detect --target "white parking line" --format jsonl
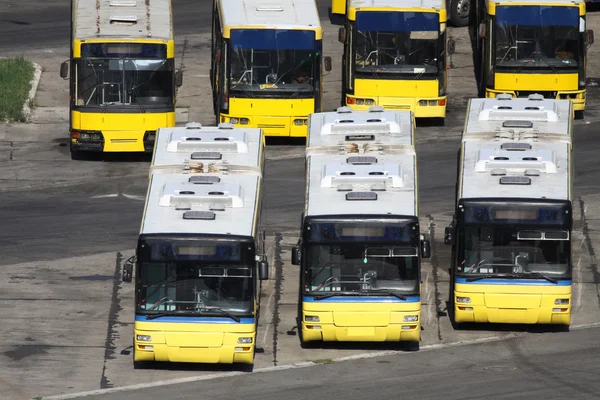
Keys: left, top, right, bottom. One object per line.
{"left": 42, "top": 321, "right": 600, "bottom": 400}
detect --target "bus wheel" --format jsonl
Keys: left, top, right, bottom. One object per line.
{"left": 574, "top": 110, "right": 584, "bottom": 120}
{"left": 70, "top": 147, "right": 86, "bottom": 161}
{"left": 449, "top": 0, "right": 470, "bottom": 27}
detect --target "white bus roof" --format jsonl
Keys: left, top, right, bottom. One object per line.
{"left": 487, "top": 0, "right": 584, "bottom": 6}
{"left": 73, "top": 0, "right": 173, "bottom": 41}
{"left": 348, "top": 0, "right": 445, "bottom": 11}
{"left": 218, "top": 0, "right": 321, "bottom": 31}
{"left": 305, "top": 149, "right": 417, "bottom": 218}
{"left": 150, "top": 122, "right": 264, "bottom": 175}
{"left": 464, "top": 94, "right": 573, "bottom": 139}
{"left": 460, "top": 95, "right": 572, "bottom": 201}
{"left": 306, "top": 106, "right": 415, "bottom": 156}
{"left": 140, "top": 172, "right": 261, "bottom": 237}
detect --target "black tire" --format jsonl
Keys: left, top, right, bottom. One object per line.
{"left": 449, "top": 0, "right": 470, "bottom": 27}
{"left": 70, "top": 147, "right": 86, "bottom": 161}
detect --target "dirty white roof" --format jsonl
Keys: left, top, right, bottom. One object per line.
{"left": 488, "top": 0, "right": 584, "bottom": 5}
{"left": 460, "top": 95, "right": 572, "bottom": 201}
{"left": 74, "top": 0, "right": 173, "bottom": 41}
{"left": 219, "top": 0, "right": 322, "bottom": 30}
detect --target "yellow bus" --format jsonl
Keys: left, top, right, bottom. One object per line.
{"left": 338, "top": 0, "right": 455, "bottom": 125}
{"left": 445, "top": 95, "right": 574, "bottom": 327}
{"left": 292, "top": 106, "right": 431, "bottom": 348}
{"left": 122, "top": 122, "right": 269, "bottom": 367}
{"left": 210, "top": 0, "right": 332, "bottom": 138}
{"left": 473, "top": 0, "right": 594, "bottom": 119}
{"left": 60, "top": 0, "right": 182, "bottom": 160}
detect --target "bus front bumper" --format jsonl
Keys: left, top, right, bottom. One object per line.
{"left": 220, "top": 114, "right": 308, "bottom": 138}
{"left": 71, "top": 130, "right": 156, "bottom": 153}
{"left": 345, "top": 95, "right": 447, "bottom": 118}
{"left": 486, "top": 88, "right": 586, "bottom": 111}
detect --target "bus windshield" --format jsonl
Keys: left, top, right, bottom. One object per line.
{"left": 229, "top": 29, "right": 317, "bottom": 97}
{"left": 354, "top": 11, "right": 442, "bottom": 77}
{"left": 494, "top": 6, "right": 580, "bottom": 71}
{"left": 304, "top": 220, "right": 420, "bottom": 296}
{"left": 457, "top": 226, "right": 571, "bottom": 279}
{"left": 76, "top": 43, "right": 174, "bottom": 109}
{"left": 136, "top": 239, "right": 255, "bottom": 318}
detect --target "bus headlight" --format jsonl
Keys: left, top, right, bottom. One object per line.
{"left": 239, "top": 118, "right": 249, "bottom": 125}
{"left": 230, "top": 117, "right": 239, "bottom": 124}
{"left": 456, "top": 297, "right": 471, "bottom": 303}
{"left": 136, "top": 335, "right": 152, "bottom": 342}
{"left": 555, "top": 299, "right": 569, "bottom": 305}
{"left": 294, "top": 119, "right": 308, "bottom": 126}
{"left": 305, "top": 316, "right": 320, "bottom": 322}
{"left": 403, "top": 315, "right": 418, "bottom": 322}
{"left": 238, "top": 337, "right": 253, "bottom": 344}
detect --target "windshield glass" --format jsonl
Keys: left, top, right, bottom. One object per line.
{"left": 354, "top": 11, "right": 441, "bottom": 77}
{"left": 457, "top": 226, "right": 571, "bottom": 278}
{"left": 137, "top": 263, "right": 253, "bottom": 316}
{"left": 76, "top": 43, "right": 174, "bottom": 109}
{"left": 229, "top": 29, "right": 317, "bottom": 97}
{"left": 494, "top": 6, "right": 580, "bottom": 70}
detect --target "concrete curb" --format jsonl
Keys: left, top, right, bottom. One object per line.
{"left": 22, "top": 62, "right": 43, "bottom": 122}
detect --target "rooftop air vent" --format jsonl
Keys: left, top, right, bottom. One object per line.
{"left": 186, "top": 137, "right": 201, "bottom": 141}
{"left": 499, "top": 176, "right": 531, "bottom": 185}
{"left": 340, "top": 171, "right": 356, "bottom": 176}
{"left": 339, "top": 119, "right": 354, "bottom": 123}
{"left": 524, "top": 169, "right": 541, "bottom": 177}
{"left": 217, "top": 122, "right": 234, "bottom": 129}
{"left": 496, "top": 94, "right": 513, "bottom": 100}
{"left": 528, "top": 93, "right": 545, "bottom": 101}
{"left": 503, "top": 120, "right": 533, "bottom": 129}
{"left": 214, "top": 137, "right": 230, "bottom": 141}
{"left": 256, "top": 5, "right": 284, "bottom": 11}
{"left": 525, "top": 107, "right": 540, "bottom": 110}
{"left": 368, "top": 106, "right": 385, "bottom": 112}
{"left": 191, "top": 151, "right": 222, "bottom": 160}
{"left": 186, "top": 122, "right": 202, "bottom": 129}
{"left": 345, "top": 134, "right": 375, "bottom": 141}
{"left": 189, "top": 176, "right": 220, "bottom": 184}
{"left": 497, "top": 106, "right": 512, "bottom": 110}
{"left": 347, "top": 156, "right": 377, "bottom": 165}
{"left": 346, "top": 191, "right": 378, "bottom": 201}
{"left": 366, "top": 119, "right": 382, "bottom": 123}
{"left": 501, "top": 142, "right": 532, "bottom": 151}
{"left": 109, "top": 15, "right": 137, "bottom": 24}
{"left": 209, "top": 204, "right": 226, "bottom": 212}
{"left": 109, "top": 0, "right": 137, "bottom": 6}
{"left": 183, "top": 211, "right": 216, "bottom": 220}
{"left": 370, "top": 183, "right": 386, "bottom": 191}
{"left": 490, "top": 168, "right": 507, "bottom": 176}
{"left": 494, "top": 156, "right": 509, "bottom": 161}
{"left": 337, "top": 184, "right": 353, "bottom": 192}
{"left": 337, "top": 106, "right": 353, "bottom": 113}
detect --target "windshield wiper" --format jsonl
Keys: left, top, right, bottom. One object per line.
{"left": 199, "top": 306, "right": 241, "bottom": 322}
{"left": 145, "top": 310, "right": 198, "bottom": 320}
{"left": 363, "top": 289, "right": 408, "bottom": 301}
{"left": 515, "top": 272, "right": 558, "bottom": 284}
{"left": 465, "top": 273, "right": 513, "bottom": 282}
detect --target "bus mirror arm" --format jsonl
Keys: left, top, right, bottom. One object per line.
{"left": 324, "top": 56, "right": 332, "bottom": 72}
{"left": 175, "top": 70, "right": 183, "bottom": 88}
{"left": 478, "top": 22, "right": 487, "bottom": 39}
{"left": 60, "top": 60, "right": 69, "bottom": 80}
{"left": 587, "top": 30, "right": 595, "bottom": 46}
{"left": 258, "top": 258, "right": 269, "bottom": 280}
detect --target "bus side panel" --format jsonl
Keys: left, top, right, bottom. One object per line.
{"left": 453, "top": 281, "right": 572, "bottom": 325}
{"left": 301, "top": 297, "right": 421, "bottom": 342}
{"left": 220, "top": 98, "right": 315, "bottom": 138}
{"left": 134, "top": 318, "right": 257, "bottom": 364}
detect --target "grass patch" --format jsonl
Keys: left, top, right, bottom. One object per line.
{"left": 0, "top": 55, "right": 35, "bottom": 122}
{"left": 312, "top": 358, "right": 335, "bottom": 364}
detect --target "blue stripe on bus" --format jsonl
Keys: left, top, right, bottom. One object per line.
{"left": 135, "top": 315, "right": 255, "bottom": 324}
{"left": 455, "top": 278, "right": 572, "bottom": 286}
{"left": 302, "top": 295, "right": 420, "bottom": 303}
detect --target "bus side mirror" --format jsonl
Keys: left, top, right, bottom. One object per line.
{"left": 338, "top": 26, "right": 347, "bottom": 43}
{"left": 291, "top": 246, "right": 301, "bottom": 265}
{"left": 444, "top": 226, "right": 455, "bottom": 246}
{"left": 448, "top": 38, "right": 456, "bottom": 56}
{"left": 421, "top": 239, "right": 431, "bottom": 259}
{"left": 324, "top": 56, "right": 332, "bottom": 72}
{"left": 258, "top": 259, "right": 269, "bottom": 280}
{"left": 587, "top": 30, "right": 595, "bottom": 46}
{"left": 175, "top": 70, "right": 183, "bottom": 88}
{"left": 122, "top": 262, "right": 133, "bottom": 283}
{"left": 60, "top": 61, "right": 69, "bottom": 79}
{"left": 478, "top": 22, "right": 486, "bottom": 39}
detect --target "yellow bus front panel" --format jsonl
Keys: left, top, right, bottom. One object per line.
{"left": 71, "top": 110, "right": 175, "bottom": 152}
{"left": 346, "top": 79, "right": 446, "bottom": 118}
{"left": 301, "top": 296, "right": 421, "bottom": 343}
{"left": 134, "top": 317, "right": 257, "bottom": 364}
{"left": 454, "top": 280, "right": 572, "bottom": 326}
{"left": 332, "top": 0, "right": 347, "bottom": 15}
{"left": 220, "top": 98, "right": 315, "bottom": 138}
{"left": 487, "top": 72, "right": 584, "bottom": 111}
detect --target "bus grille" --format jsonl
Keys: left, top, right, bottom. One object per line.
{"left": 257, "top": 124, "right": 286, "bottom": 129}
{"left": 382, "top": 105, "right": 411, "bottom": 110}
